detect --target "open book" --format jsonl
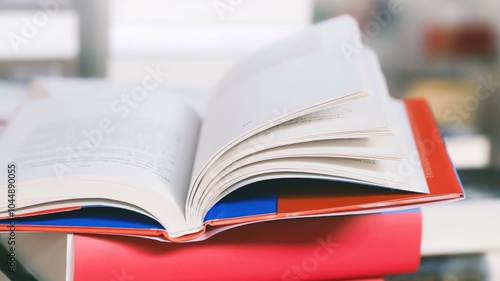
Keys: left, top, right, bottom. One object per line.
{"left": 0, "top": 15, "right": 464, "bottom": 242}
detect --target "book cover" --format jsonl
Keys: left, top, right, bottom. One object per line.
{"left": 73, "top": 211, "right": 421, "bottom": 281}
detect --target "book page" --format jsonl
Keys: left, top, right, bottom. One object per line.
{"left": 188, "top": 48, "right": 430, "bottom": 221}
{"left": 0, "top": 93, "right": 201, "bottom": 214}
{"left": 195, "top": 96, "right": 394, "bottom": 201}
{"left": 197, "top": 157, "right": 423, "bottom": 216}
{"left": 204, "top": 137, "right": 403, "bottom": 191}
{"left": 190, "top": 16, "right": 370, "bottom": 187}
{"left": 222, "top": 95, "right": 390, "bottom": 163}
{"left": 362, "top": 48, "right": 429, "bottom": 194}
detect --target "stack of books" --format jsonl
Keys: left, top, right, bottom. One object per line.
{"left": 0, "top": 15, "right": 463, "bottom": 280}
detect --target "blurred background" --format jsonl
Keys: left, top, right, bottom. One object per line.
{"left": 0, "top": 0, "right": 499, "bottom": 279}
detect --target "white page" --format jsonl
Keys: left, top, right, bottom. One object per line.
{"left": 190, "top": 16, "right": 368, "bottom": 187}
{"left": 203, "top": 137, "right": 404, "bottom": 190}
{"left": 0, "top": 93, "right": 201, "bottom": 214}
{"left": 194, "top": 96, "right": 393, "bottom": 202}
{"left": 191, "top": 47, "right": 430, "bottom": 219}
{"left": 198, "top": 157, "right": 421, "bottom": 215}
{"left": 362, "top": 48, "right": 429, "bottom": 194}
{"left": 217, "top": 95, "right": 389, "bottom": 163}
{"left": 196, "top": 137, "right": 403, "bottom": 208}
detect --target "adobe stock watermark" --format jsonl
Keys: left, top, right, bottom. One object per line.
{"left": 383, "top": 149, "right": 424, "bottom": 187}
{"left": 282, "top": 234, "right": 340, "bottom": 281}
{"left": 443, "top": 74, "right": 499, "bottom": 129}
{"left": 51, "top": 65, "right": 169, "bottom": 179}
{"left": 382, "top": 114, "right": 443, "bottom": 186}
{"left": 7, "top": 0, "right": 69, "bottom": 53}
{"left": 213, "top": 0, "right": 244, "bottom": 20}
{"left": 383, "top": 74, "right": 499, "bottom": 186}
{"left": 340, "top": 0, "right": 411, "bottom": 62}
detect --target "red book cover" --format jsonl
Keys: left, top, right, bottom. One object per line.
{"left": 74, "top": 211, "right": 421, "bottom": 281}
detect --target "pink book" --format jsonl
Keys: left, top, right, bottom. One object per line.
{"left": 74, "top": 211, "right": 421, "bottom": 281}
